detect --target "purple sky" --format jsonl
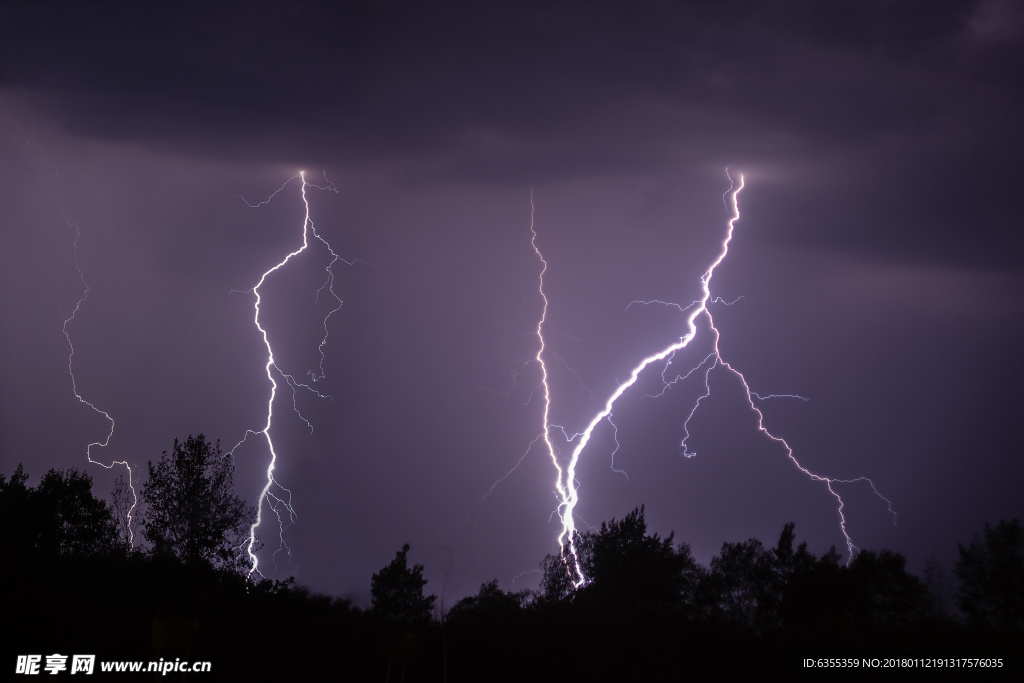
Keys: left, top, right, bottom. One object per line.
{"left": 1, "top": 0, "right": 1022, "bottom": 605}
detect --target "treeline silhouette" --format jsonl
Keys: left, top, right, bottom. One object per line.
{"left": 2, "top": 445, "right": 1021, "bottom": 680}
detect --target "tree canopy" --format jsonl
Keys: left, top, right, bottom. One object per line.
{"left": 956, "top": 518, "right": 1024, "bottom": 629}
{"left": 141, "top": 434, "right": 253, "bottom": 570}
{"left": 371, "top": 543, "right": 436, "bottom": 628}
{"left": 541, "top": 505, "right": 702, "bottom": 614}
{"left": 3, "top": 461, "right": 1020, "bottom": 680}
{"left": 0, "top": 464, "right": 119, "bottom": 557}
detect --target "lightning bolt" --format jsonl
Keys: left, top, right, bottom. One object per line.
{"left": 529, "top": 172, "right": 894, "bottom": 588}
{"left": 230, "top": 170, "right": 347, "bottom": 578}
{"left": 60, "top": 186, "right": 137, "bottom": 547}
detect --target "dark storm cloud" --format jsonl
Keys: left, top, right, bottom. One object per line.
{"left": 4, "top": 1, "right": 1019, "bottom": 265}
{"left": 0, "top": 1, "right": 1005, "bottom": 148}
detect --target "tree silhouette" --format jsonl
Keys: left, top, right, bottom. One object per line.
{"left": 703, "top": 537, "right": 778, "bottom": 629}
{"left": 843, "top": 548, "right": 925, "bottom": 625}
{"left": 34, "top": 467, "right": 119, "bottom": 556}
{"left": 141, "top": 434, "right": 253, "bottom": 570}
{"left": 772, "top": 522, "right": 816, "bottom": 581}
{"left": 540, "top": 506, "right": 701, "bottom": 614}
{"left": 447, "top": 579, "right": 528, "bottom": 625}
{"left": 922, "top": 555, "right": 954, "bottom": 617}
{"left": 772, "top": 523, "right": 831, "bottom": 626}
{"left": 0, "top": 463, "right": 34, "bottom": 552}
{"left": 956, "top": 518, "right": 1024, "bottom": 629}
{"left": 0, "top": 464, "right": 118, "bottom": 557}
{"left": 584, "top": 505, "right": 701, "bottom": 612}
{"left": 371, "top": 543, "right": 436, "bottom": 628}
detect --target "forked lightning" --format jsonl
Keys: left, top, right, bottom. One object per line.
{"left": 526, "top": 172, "right": 894, "bottom": 588}
{"left": 230, "top": 171, "right": 345, "bottom": 578}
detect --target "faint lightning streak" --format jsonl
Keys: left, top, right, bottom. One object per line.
{"left": 626, "top": 295, "right": 744, "bottom": 314}
{"left": 484, "top": 434, "right": 546, "bottom": 502}
{"left": 750, "top": 392, "right": 810, "bottom": 402}
{"left": 60, "top": 191, "right": 137, "bottom": 547}
{"left": 677, "top": 353, "right": 718, "bottom": 459}
{"left": 607, "top": 416, "right": 628, "bottom": 481}
{"left": 712, "top": 349, "right": 896, "bottom": 560}
{"left": 308, "top": 217, "right": 344, "bottom": 383}
{"left": 512, "top": 569, "right": 542, "bottom": 586}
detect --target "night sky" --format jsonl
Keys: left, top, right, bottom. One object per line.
{"left": 1, "top": 0, "right": 1022, "bottom": 606}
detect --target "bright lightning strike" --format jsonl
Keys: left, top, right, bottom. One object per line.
{"left": 529, "top": 172, "right": 894, "bottom": 588}
{"left": 525, "top": 188, "right": 584, "bottom": 577}
{"left": 60, "top": 190, "right": 137, "bottom": 547}
{"left": 230, "top": 170, "right": 347, "bottom": 578}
